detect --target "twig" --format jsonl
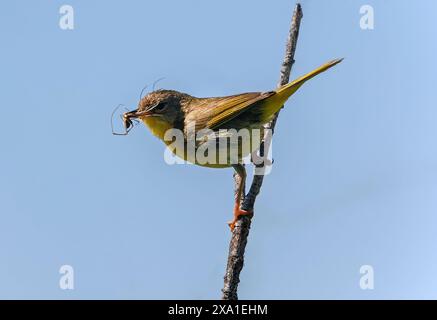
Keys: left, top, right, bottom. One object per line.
{"left": 221, "top": 3, "right": 303, "bottom": 300}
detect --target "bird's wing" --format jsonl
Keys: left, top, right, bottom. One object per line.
{"left": 187, "top": 91, "right": 275, "bottom": 131}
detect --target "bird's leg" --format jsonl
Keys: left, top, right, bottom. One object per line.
{"left": 228, "top": 164, "right": 253, "bottom": 231}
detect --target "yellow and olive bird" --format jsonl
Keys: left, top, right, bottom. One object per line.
{"left": 121, "top": 59, "right": 342, "bottom": 230}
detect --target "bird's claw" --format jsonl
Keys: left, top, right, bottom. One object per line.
{"left": 228, "top": 207, "right": 253, "bottom": 231}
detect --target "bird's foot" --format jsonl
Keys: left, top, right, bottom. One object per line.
{"left": 227, "top": 205, "right": 253, "bottom": 231}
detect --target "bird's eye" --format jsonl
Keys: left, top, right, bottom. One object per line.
{"left": 154, "top": 102, "right": 167, "bottom": 112}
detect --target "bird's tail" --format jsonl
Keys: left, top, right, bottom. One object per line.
{"left": 273, "top": 58, "right": 343, "bottom": 105}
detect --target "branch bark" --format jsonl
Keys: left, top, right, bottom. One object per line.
{"left": 221, "top": 3, "right": 303, "bottom": 300}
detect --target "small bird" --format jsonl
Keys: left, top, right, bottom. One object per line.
{"left": 121, "top": 59, "right": 342, "bottom": 230}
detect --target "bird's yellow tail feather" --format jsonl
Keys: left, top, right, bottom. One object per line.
{"left": 273, "top": 58, "right": 343, "bottom": 106}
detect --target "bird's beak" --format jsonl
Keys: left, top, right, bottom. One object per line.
{"left": 123, "top": 109, "right": 152, "bottom": 120}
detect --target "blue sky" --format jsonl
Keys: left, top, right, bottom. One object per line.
{"left": 1, "top": 0, "right": 437, "bottom": 299}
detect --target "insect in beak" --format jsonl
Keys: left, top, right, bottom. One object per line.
{"left": 111, "top": 105, "right": 140, "bottom": 136}
{"left": 123, "top": 113, "right": 133, "bottom": 132}
{"left": 111, "top": 104, "right": 156, "bottom": 136}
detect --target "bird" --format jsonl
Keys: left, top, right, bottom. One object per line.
{"left": 120, "top": 58, "right": 342, "bottom": 230}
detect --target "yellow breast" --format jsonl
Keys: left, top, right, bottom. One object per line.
{"left": 141, "top": 116, "right": 264, "bottom": 168}
{"left": 141, "top": 116, "right": 173, "bottom": 141}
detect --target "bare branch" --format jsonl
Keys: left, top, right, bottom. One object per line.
{"left": 221, "top": 3, "right": 303, "bottom": 300}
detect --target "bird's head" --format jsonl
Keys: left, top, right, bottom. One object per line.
{"left": 123, "top": 90, "right": 190, "bottom": 139}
